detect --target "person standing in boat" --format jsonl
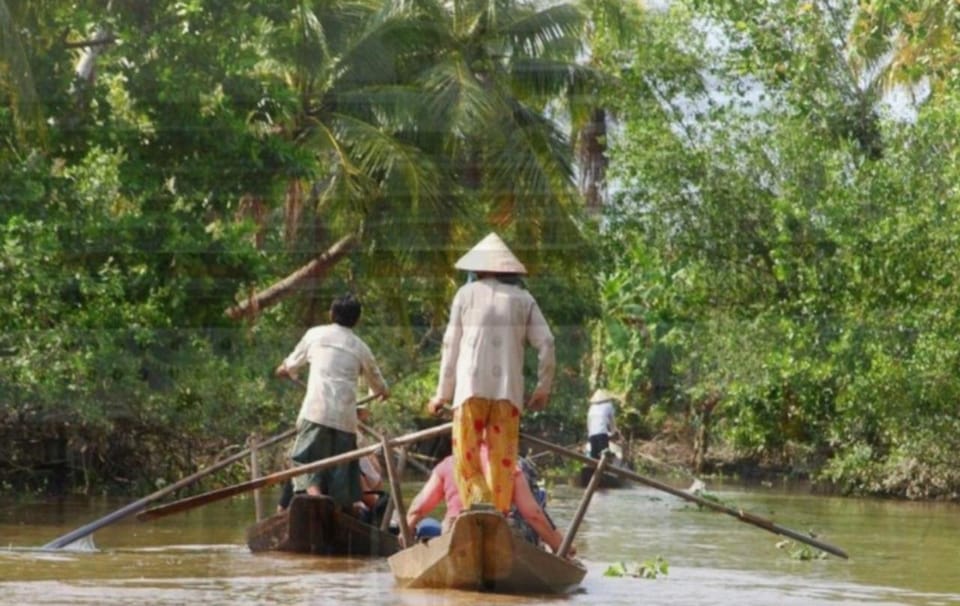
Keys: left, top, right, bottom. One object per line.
{"left": 427, "top": 232, "right": 555, "bottom": 515}
{"left": 275, "top": 293, "right": 389, "bottom": 509}
{"left": 586, "top": 388, "right": 619, "bottom": 459}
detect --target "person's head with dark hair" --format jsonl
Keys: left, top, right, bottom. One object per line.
{"left": 330, "top": 293, "right": 362, "bottom": 328}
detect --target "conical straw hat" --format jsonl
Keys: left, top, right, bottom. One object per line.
{"left": 589, "top": 388, "right": 618, "bottom": 404}
{"left": 454, "top": 232, "right": 527, "bottom": 275}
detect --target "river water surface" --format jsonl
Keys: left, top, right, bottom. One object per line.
{"left": 1, "top": 478, "right": 958, "bottom": 605}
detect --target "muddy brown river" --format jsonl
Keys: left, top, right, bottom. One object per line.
{"left": 1, "top": 478, "right": 958, "bottom": 605}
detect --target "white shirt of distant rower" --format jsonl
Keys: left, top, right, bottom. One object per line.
{"left": 436, "top": 278, "right": 555, "bottom": 411}
{"left": 587, "top": 401, "right": 616, "bottom": 437}
{"left": 282, "top": 324, "right": 387, "bottom": 433}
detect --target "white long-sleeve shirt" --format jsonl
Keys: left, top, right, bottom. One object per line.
{"left": 282, "top": 324, "right": 387, "bottom": 433}
{"left": 436, "top": 278, "right": 555, "bottom": 411}
{"left": 587, "top": 402, "right": 616, "bottom": 437}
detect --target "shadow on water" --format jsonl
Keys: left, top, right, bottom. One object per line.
{"left": 1, "top": 481, "right": 958, "bottom": 605}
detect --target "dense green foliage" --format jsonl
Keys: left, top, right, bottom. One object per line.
{"left": 2, "top": 0, "right": 959, "bottom": 501}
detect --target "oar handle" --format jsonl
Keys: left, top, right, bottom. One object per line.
{"left": 558, "top": 450, "right": 612, "bottom": 558}
{"left": 519, "top": 432, "right": 849, "bottom": 559}
{"left": 137, "top": 422, "right": 453, "bottom": 522}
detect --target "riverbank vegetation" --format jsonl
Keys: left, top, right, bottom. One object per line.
{"left": 2, "top": 0, "right": 959, "bottom": 501}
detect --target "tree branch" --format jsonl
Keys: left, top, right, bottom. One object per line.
{"left": 225, "top": 233, "right": 357, "bottom": 321}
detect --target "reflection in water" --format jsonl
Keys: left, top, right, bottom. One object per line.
{"left": 1, "top": 482, "right": 958, "bottom": 605}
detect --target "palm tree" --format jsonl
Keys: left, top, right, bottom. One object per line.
{"left": 234, "top": 0, "right": 601, "bottom": 328}
{"left": 571, "top": 0, "right": 644, "bottom": 213}
{"left": 395, "top": 0, "right": 595, "bottom": 257}
{"left": 228, "top": 0, "right": 445, "bottom": 321}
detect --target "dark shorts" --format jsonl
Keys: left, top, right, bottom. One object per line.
{"left": 290, "top": 421, "right": 361, "bottom": 507}
{"left": 588, "top": 433, "right": 610, "bottom": 459}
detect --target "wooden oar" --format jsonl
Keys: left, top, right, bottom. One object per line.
{"left": 519, "top": 432, "right": 849, "bottom": 559}
{"left": 137, "top": 422, "right": 453, "bottom": 522}
{"left": 359, "top": 422, "right": 432, "bottom": 477}
{"left": 41, "top": 427, "right": 298, "bottom": 550}
{"left": 379, "top": 433, "right": 413, "bottom": 546}
{"left": 559, "top": 449, "right": 613, "bottom": 558}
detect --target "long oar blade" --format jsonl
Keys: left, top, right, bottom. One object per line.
{"left": 520, "top": 432, "right": 849, "bottom": 559}
{"left": 137, "top": 422, "right": 452, "bottom": 522}
{"left": 41, "top": 427, "right": 297, "bottom": 550}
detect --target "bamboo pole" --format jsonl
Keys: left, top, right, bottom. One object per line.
{"left": 558, "top": 450, "right": 612, "bottom": 558}
{"left": 380, "top": 435, "right": 413, "bottom": 546}
{"left": 357, "top": 422, "right": 409, "bottom": 532}
{"left": 378, "top": 447, "right": 408, "bottom": 532}
{"left": 249, "top": 433, "right": 264, "bottom": 522}
{"left": 520, "top": 432, "right": 849, "bottom": 559}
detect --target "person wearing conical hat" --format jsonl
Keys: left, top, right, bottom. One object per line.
{"left": 427, "top": 233, "right": 556, "bottom": 515}
{"left": 586, "top": 388, "right": 619, "bottom": 459}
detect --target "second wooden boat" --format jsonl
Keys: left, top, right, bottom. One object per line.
{"left": 246, "top": 494, "right": 399, "bottom": 557}
{"left": 577, "top": 443, "right": 632, "bottom": 489}
{"left": 388, "top": 508, "right": 586, "bottom": 594}
{"left": 577, "top": 461, "right": 628, "bottom": 489}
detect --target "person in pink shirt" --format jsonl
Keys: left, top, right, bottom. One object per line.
{"left": 404, "top": 448, "right": 575, "bottom": 558}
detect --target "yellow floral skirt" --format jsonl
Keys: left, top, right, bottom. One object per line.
{"left": 451, "top": 397, "right": 520, "bottom": 513}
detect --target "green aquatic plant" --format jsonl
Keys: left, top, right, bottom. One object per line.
{"left": 603, "top": 555, "right": 670, "bottom": 579}
{"left": 677, "top": 489, "right": 732, "bottom": 512}
{"left": 776, "top": 539, "right": 828, "bottom": 561}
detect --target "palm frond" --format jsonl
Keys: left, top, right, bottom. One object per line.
{"left": 501, "top": 4, "right": 585, "bottom": 59}
{"left": 488, "top": 101, "right": 574, "bottom": 196}
{"left": 509, "top": 57, "right": 603, "bottom": 101}
{"left": 330, "top": 111, "right": 441, "bottom": 209}
{"left": 419, "top": 60, "right": 498, "bottom": 148}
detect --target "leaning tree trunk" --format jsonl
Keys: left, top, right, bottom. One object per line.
{"left": 225, "top": 233, "right": 357, "bottom": 320}
{"left": 577, "top": 106, "right": 608, "bottom": 214}
{"left": 692, "top": 394, "right": 720, "bottom": 474}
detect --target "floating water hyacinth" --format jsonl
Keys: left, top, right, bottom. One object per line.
{"left": 603, "top": 555, "right": 670, "bottom": 579}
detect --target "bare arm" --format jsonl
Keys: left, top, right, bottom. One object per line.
{"left": 512, "top": 473, "right": 572, "bottom": 556}
{"left": 525, "top": 301, "right": 555, "bottom": 411}
{"left": 276, "top": 332, "right": 310, "bottom": 379}
{"left": 405, "top": 471, "right": 444, "bottom": 531}
{"left": 359, "top": 342, "right": 390, "bottom": 400}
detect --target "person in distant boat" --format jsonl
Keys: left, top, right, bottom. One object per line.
{"left": 275, "top": 293, "right": 389, "bottom": 509}
{"left": 586, "top": 388, "right": 619, "bottom": 459}
{"left": 427, "top": 233, "right": 555, "bottom": 516}
{"left": 404, "top": 447, "right": 575, "bottom": 558}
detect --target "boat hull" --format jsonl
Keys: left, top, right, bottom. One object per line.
{"left": 577, "top": 463, "right": 627, "bottom": 488}
{"left": 388, "top": 509, "right": 586, "bottom": 594}
{"left": 246, "top": 495, "right": 399, "bottom": 557}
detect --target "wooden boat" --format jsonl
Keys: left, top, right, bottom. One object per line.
{"left": 246, "top": 494, "right": 399, "bottom": 557}
{"left": 577, "top": 459, "right": 628, "bottom": 489}
{"left": 577, "top": 442, "right": 632, "bottom": 489}
{"left": 388, "top": 508, "right": 586, "bottom": 594}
